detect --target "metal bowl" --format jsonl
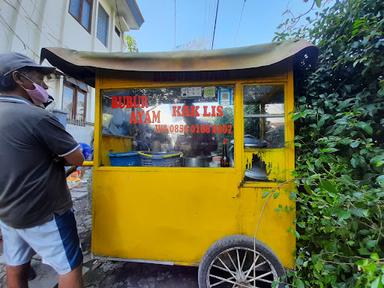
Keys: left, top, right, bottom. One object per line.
{"left": 182, "top": 156, "right": 212, "bottom": 167}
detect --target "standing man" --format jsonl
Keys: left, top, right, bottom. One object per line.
{"left": 0, "top": 52, "right": 84, "bottom": 288}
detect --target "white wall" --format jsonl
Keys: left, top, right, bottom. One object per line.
{"left": 40, "top": 1, "right": 67, "bottom": 49}
{"left": 1, "top": 0, "right": 48, "bottom": 61}
{"left": 66, "top": 124, "right": 94, "bottom": 145}
{"left": 0, "top": 0, "right": 131, "bottom": 55}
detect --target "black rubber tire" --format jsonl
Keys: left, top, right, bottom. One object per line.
{"left": 198, "top": 235, "right": 286, "bottom": 288}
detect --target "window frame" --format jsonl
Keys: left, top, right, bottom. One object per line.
{"left": 63, "top": 81, "right": 88, "bottom": 126}
{"left": 242, "top": 83, "right": 286, "bottom": 149}
{"left": 240, "top": 81, "right": 289, "bottom": 184}
{"left": 68, "top": 0, "right": 93, "bottom": 33}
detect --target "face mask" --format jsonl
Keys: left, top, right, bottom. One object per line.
{"left": 19, "top": 74, "right": 50, "bottom": 106}
{"left": 24, "top": 82, "right": 50, "bottom": 106}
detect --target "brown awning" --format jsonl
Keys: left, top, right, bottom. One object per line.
{"left": 41, "top": 39, "right": 318, "bottom": 87}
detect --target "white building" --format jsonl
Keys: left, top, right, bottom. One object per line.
{"left": 0, "top": 0, "right": 144, "bottom": 145}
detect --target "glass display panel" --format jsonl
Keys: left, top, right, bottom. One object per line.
{"left": 243, "top": 84, "right": 285, "bottom": 148}
{"left": 101, "top": 86, "right": 234, "bottom": 168}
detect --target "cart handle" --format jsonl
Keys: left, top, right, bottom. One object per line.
{"left": 65, "top": 161, "right": 93, "bottom": 178}
{"left": 82, "top": 161, "right": 94, "bottom": 166}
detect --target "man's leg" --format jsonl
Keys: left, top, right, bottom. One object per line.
{"left": 0, "top": 221, "right": 35, "bottom": 288}
{"left": 20, "top": 210, "right": 83, "bottom": 287}
{"left": 58, "top": 264, "right": 83, "bottom": 288}
{"left": 6, "top": 263, "right": 29, "bottom": 288}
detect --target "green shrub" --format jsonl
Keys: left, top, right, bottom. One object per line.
{"left": 275, "top": 0, "right": 384, "bottom": 286}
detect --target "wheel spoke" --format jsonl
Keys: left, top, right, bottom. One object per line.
{"left": 240, "top": 250, "right": 248, "bottom": 271}
{"left": 255, "top": 270, "right": 273, "bottom": 280}
{"left": 253, "top": 251, "right": 256, "bottom": 287}
{"left": 247, "top": 271, "right": 273, "bottom": 283}
{"left": 212, "top": 264, "right": 236, "bottom": 274}
{"left": 210, "top": 275, "right": 236, "bottom": 287}
{"left": 256, "top": 278, "right": 273, "bottom": 284}
{"left": 236, "top": 249, "right": 241, "bottom": 272}
{"left": 217, "top": 256, "right": 237, "bottom": 278}
{"left": 254, "top": 260, "right": 267, "bottom": 270}
{"left": 244, "top": 254, "right": 260, "bottom": 279}
{"left": 209, "top": 274, "right": 250, "bottom": 288}
{"left": 226, "top": 251, "right": 238, "bottom": 272}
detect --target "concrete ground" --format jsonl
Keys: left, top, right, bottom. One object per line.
{"left": 0, "top": 169, "right": 199, "bottom": 288}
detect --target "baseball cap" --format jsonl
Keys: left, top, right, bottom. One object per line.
{"left": 0, "top": 52, "right": 56, "bottom": 77}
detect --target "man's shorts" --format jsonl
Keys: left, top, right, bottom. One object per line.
{"left": 0, "top": 209, "right": 83, "bottom": 275}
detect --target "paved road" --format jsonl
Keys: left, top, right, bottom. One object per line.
{"left": 83, "top": 260, "right": 198, "bottom": 288}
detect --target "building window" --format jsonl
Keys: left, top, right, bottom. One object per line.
{"left": 97, "top": 4, "right": 109, "bottom": 46}
{"left": 69, "top": 0, "right": 93, "bottom": 32}
{"left": 63, "top": 81, "right": 87, "bottom": 126}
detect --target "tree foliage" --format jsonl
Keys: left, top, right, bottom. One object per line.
{"left": 124, "top": 34, "right": 138, "bottom": 52}
{"left": 275, "top": 0, "right": 384, "bottom": 286}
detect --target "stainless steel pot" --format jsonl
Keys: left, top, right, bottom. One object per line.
{"left": 182, "top": 156, "right": 212, "bottom": 167}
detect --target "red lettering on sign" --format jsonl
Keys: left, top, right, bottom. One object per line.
{"left": 203, "top": 106, "right": 210, "bottom": 117}
{"left": 111, "top": 96, "right": 149, "bottom": 109}
{"left": 182, "top": 105, "right": 190, "bottom": 117}
{"left": 212, "top": 106, "right": 216, "bottom": 116}
{"left": 137, "top": 110, "right": 144, "bottom": 124}
{"left": 172, "top": 106, "right": 182, "bottom": 117}
{"left": 152, "top": 111, "right": 161, "bottom": 123}
{"left": 125, "top": 96, "right": 133, "bottom": 107}
{"left": 155, "top": 124, "right": 168, "bottom": 133}
{"left": 217, "top": 106, "right": 224, "bottom": 117}
{"left": 144, "top": 112, "right": 151, "bottom": 124}
{"left": 192, "top": 105, "right": 200, "bottom": 117}
{"left": 202, "top": 105, "right": 224, "bottom": 117}
{"left": 142, "top": 96, "right": 148, "bottom": 108}
{"left": 111, "top": 96, "right": 119, "bottom": 108}
{"left": 130, "top": 110, "right": 161, "bottom": 124}
{"left": 228, "top": 124, "right": 233, "bottom": 134}
{"left": 130, "top": 111, "right": 137, "bottom": 124}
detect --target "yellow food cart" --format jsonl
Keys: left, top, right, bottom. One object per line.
{"left": 42, "top": 39, "right": 317, "bottom": 288}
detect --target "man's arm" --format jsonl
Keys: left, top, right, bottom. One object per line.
{"left": 36, "top": 114, "right": 85, "bottom": 166}
{"left": 63, "top": 148, "right": 84, "bottom": 167}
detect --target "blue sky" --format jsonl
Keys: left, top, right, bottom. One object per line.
{"left": 130, "top": 0, "right": 322, "bottom": 52}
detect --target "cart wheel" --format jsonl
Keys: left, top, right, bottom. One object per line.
{"left": 198, "top": 235, "right": 285, "bottom": 288}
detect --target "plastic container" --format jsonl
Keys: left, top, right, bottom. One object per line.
{"left": 139, "top": 152, "right": 182, "bottom": 167}
{"left": 79, "top": 142, "right": 92, "bottom": 160}
{"left": 109, "top": 151, "right": 141, "bottom": 166}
